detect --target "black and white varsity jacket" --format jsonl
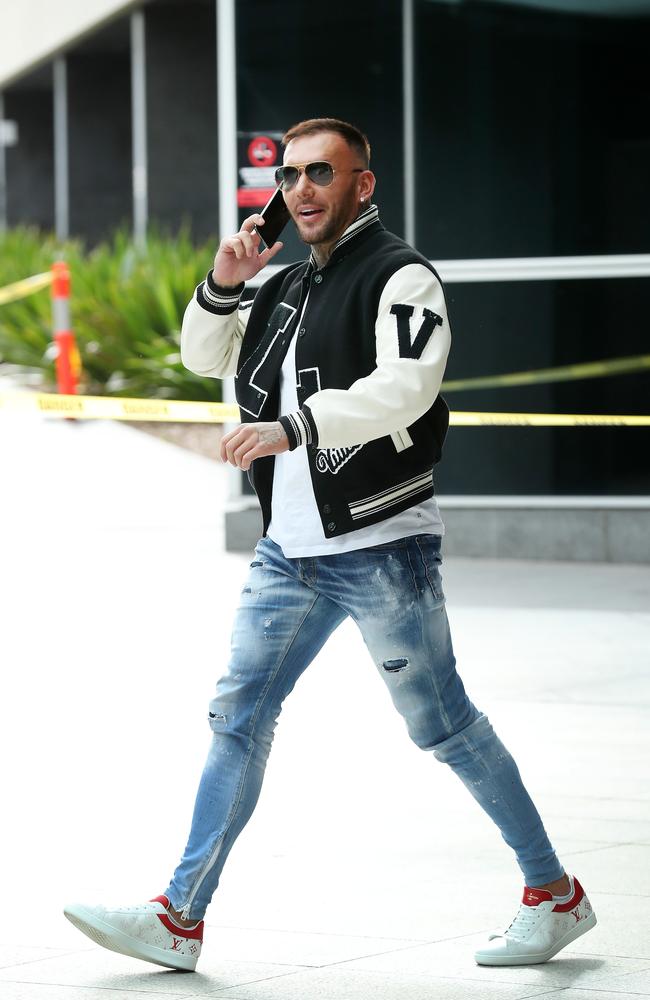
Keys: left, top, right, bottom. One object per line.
{"left": 181, "top": 206, "right": 451, "bottom": 540}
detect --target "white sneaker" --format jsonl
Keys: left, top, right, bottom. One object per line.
{"left": 475, "top": 875, "right": 597, "bottom": 966}
{"left": 63, "top": 895, "right": 203, "bottom": 971}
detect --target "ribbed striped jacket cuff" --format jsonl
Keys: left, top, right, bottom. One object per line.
{"left": 278, "top": 405, "right": 319, "bottom": 450}
{"left": 195, "top": 270, "right": 245, "bottom": 315}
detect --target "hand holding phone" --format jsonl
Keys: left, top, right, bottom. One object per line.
{"left": 254, "top": 187, "right": 291, "bottom": 249}
{"left": 212, "top": 202, "right": 286, "bottom": 287}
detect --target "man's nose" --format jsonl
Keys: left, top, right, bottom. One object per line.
{"left": 294, "top": 169, "right": 315, "bottom": 195}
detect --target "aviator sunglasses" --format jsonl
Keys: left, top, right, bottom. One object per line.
{"left": 274, "top": 160, "right": 363, "bottom": 192}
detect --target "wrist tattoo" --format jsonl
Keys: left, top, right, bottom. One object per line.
{"left": 258, "top": 425, "right": 285, "bottom": 446}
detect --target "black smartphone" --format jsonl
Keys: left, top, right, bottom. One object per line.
{"left": 254, "top": 187, "right": 291, "bottom": 249}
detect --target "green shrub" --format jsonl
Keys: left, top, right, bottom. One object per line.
{"left": 0, "top": 226, "right": 222, "bottom": 401}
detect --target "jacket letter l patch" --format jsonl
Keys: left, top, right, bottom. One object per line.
{"left": 391, "top": 304, "right": 443, "bottom": 359}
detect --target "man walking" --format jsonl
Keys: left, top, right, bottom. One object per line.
{"left": 65, "top": 118, "right": 596, "bottom": 972}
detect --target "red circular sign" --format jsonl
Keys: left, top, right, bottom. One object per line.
{"left": 247, "top": 136, "right": 278, "bottom": 167}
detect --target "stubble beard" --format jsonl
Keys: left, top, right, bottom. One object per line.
{"left": 296, "top": 210, "right": 339, "bottom": 248}
{"left": 296, "top": 191, "right": 360, "bottom": 249}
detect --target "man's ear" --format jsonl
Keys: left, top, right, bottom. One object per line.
{"left": 359, "top": 170, "right": 376, "bottom": 203}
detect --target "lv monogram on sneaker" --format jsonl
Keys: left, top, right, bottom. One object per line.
{"left": 475, "top": 874, "right": 597, "bottom": 966}
{"left": 63, "top": 895, "right": 203, "bottom": 972}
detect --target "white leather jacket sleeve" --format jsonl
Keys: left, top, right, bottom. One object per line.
{"left": 295, "top": 263, "right": 451, "bottom": 449}
{"left": 180, "top": 280, "right": 250, "bottom": 378}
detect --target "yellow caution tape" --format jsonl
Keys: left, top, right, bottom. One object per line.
{"left": 451, "top": 411, "right": 650, "bottom": 427}
{"left": 0, "top": 391, "right": 240, "bottom": 423}
{"left": 442, "top": 354, "right": 650, "bottom": 392}
{"left": 0, "top": 391, "right": 648, "bottom": 427}
{"left": 0, "top": 272, "right": 53, "bottom": 306}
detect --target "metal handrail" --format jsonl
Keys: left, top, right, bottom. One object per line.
{"left": 246, "top": 253, "right": 650, "bottom": 287}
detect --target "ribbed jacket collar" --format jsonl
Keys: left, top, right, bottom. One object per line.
{"left": 307, "top": 203, "right": 382, "bottom": 271}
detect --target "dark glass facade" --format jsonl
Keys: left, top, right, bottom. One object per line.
{"left": 235, "top": 0, "right": 650, "bottom": 494}
{"left": 2, "top": 0, "right": 648, "bottom": 495}
{"left": 236, "top": 0, "right": 404, "bottom": 261}
{"left": 415, "top": 0, "right": 650, "bottom": 260}
{"left": 440, "top": 277, "right": 650, "bottom": 495}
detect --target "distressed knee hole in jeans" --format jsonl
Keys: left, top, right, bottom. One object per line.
{"left": 208, "top": 697, "right": 231, "bottom": 731}
{"left": 383, "top": 657, "right": 409, "bottom": 672}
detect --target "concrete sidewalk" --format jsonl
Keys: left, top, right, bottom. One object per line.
{"left": 0, "top": 414, "right": 648, "bottom": 1000}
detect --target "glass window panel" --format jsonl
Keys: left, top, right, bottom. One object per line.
{"left": 437, "top": 276, "right": 650, "bottom": 494}
{"left": 236, "top": 0, "right": 404, "bottom": 260}
{"left": 415, "top": 0, "right": 650, "bottom": 258}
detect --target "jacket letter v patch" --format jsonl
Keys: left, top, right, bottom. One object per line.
{"left": 390, "top": 303, "right": 443, "bottom": 359}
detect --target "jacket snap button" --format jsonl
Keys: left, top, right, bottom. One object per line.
{"left": 314, "top": 274, "right": 323, "bottom": 284}
{"left": 323, "top": 504, "right": 332, "bottom": 514}
{"left": 298, "top": 327, "right": 306, "bottom": 337}
{"left": 327, "top": 521, "right": 336, "bottom": 532}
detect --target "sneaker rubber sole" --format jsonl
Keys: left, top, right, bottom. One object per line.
{"left": 64, "top": 902, "right": 198, "bottom": 972}
{"left": 475, "top": 909, "right": 597, "bottom": 966}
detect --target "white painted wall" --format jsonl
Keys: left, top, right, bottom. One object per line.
{"left": 0, "top": 0, "right": 139, "bottom": 88}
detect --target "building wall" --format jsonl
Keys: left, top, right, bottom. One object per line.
{"left": 145, "top": 1, "right": 219, "bottom": 241}
{"left": 67, "top": 51, "right": 133, "bottom": 242}
{"left": 4, "top": 89, "right": 54, "bottom": 230}
{"left": 0, "top": 0, "right": 138, "bottom": 88}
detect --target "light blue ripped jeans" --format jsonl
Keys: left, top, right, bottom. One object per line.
{"left": 165, "top": 534, "right": 564, "bottom": 919}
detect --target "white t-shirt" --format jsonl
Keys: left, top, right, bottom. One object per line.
{"left": 267, "top": 332, "right": 444, "bottom": 558}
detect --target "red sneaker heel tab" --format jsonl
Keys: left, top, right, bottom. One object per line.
{"left": 156, "top": 911, "right": 204, "bottom": 941}
{"left": 150, "top": 894, "right": 171, "bottom": 908}
{"left": 522, "top": 886, "right": 553, "bottom": 906}
{"left": 553, "top": 877, "right": 585, "bottom": 913}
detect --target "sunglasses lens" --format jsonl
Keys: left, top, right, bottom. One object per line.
{"left": 275, "top": 162, "right": 335, "bottom": 191}
{"left": 275, "top": 166, "right": 298, "bottom": 191}
{"left": 306, "top": 162, "right": 334, "bottom": 186}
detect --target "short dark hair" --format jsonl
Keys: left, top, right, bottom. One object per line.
{"left": 282, "top": 118, "right": 371, "bottom": 167}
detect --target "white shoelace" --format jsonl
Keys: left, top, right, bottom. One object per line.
{"left": 501, "top": 903, "right": 544, "bottom": 941}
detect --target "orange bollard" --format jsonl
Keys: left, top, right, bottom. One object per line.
{"left": 51, "top": 261, "right": 81, "bottom": 395}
